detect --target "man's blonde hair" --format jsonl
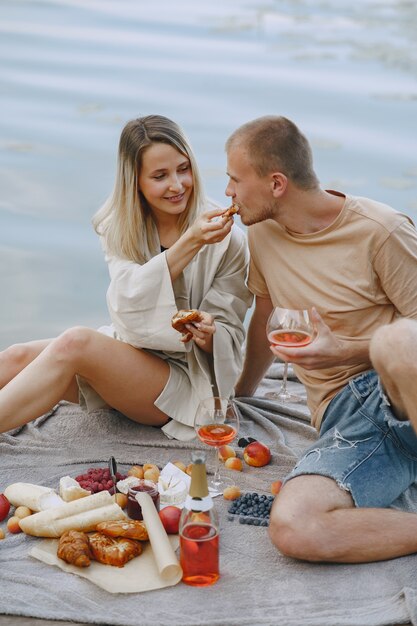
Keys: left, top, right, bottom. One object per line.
{"left": 226, "top": 116, "right": 319, "bottom": 190}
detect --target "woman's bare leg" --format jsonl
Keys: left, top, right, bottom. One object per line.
{"left": 0, "top": 327, "right": 171, "bottom": 433}
{"left": 0, "top": 338, "right": 80, "bottom": 403}
{"left": 0, "top": 339, "right": 52, "bottom": 387}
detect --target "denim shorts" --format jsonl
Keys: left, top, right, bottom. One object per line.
{"left": 285, "top": 370, "right": 417, "bottom": 507}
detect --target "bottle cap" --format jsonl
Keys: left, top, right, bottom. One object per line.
{"left": 189, "top": 453, "right": 209, "bottom": 499}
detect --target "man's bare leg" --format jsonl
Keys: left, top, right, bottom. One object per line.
{"left": 370, "top": 317, "right": 417, "bottom": 433}
{"left": 269, "top": 318, "right": 417, "bottom": 563}
{"left": 269, "top": 474, "right": 417, "bottom": 563}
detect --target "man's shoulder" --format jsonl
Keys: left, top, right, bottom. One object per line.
{"left": 248, "top": 219, "right": 281, "bottom": 241}
{"left": 346, "top": 194, "right": 414, "bottom": 233}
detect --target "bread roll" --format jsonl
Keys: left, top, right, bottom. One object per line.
{"left": 19, "top": 491, "right": 126, "bottom": 537}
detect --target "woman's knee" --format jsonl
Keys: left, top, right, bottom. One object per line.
{"left": 0, "top": 343, "right": 34, "bottom": 370}
{"left": 50, "top": 326, "right": 94, "bottom": 363}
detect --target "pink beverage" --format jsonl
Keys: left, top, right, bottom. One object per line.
{"left": 127, "top": 480, "right": 160, "bottom": 520}
{"left": 197, "top": 423, "right": 237, "bottom": 447}
{"left": 268, "top": 329, "right": 312, "bottom": 347}
{"left": 180, "top": 522, "right": 220, "bottom": 586}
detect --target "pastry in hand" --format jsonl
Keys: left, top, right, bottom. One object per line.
{"left": 96, "top": 519, "right": 149, "bottom": 541}
{"left": 171, "top": 309, "right": 202, "bottom": 342}
{"left": 222, "top": 204, "right": 238, "bottom": 218}
{"left": 57, "top": 529, "right": 92, "bottom": 568}
{"left": 88, "top": 532, "right": 142, "bottom": 567}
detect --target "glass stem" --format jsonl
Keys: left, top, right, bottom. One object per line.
{"left": 279, "top": 361, "right": 289, "bottom": 394}
{"left": 213, "top": 447, "right": 221, "bottom": 486}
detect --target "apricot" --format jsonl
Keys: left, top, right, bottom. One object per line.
{"left": 185, "top": 464, "right": 193, "bottom": 476}
{"left": 7, "top": 516, "right": 22, "bottom": 534}
{"left": 0, "top": 528, "right": 4, "bottom": 540}
{"left": 172, "top": 461, "right": 187, "bottom": 473}
{"left": 223, "top": 486, "right": 241, "bottom": 500}
{"left": 143, "top": 463, "right": 159, "bottom": 473}
{"left": 144, "top": 468, "right": 160, "bottom": 483}
{"left": 14, "top": 506, "right": 32, "bottom": 520}
{"left": 127, "top": 465, "right": 144, "bottom": 479}
{"left": 243, "top": 441, "right": 271, "bottom": 467}
{"left": 271, "top": 480, "right": 283, "bottom": 496}
{"left": 218, "top": 445, "right": 236, "bottom": 461}
{"left": 224, "top": 457, "right": 243, "bottom": 471}
{"left": 115, "top": 493, "right": 128, "bottom": 509}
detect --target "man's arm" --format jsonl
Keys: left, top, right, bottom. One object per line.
{"left": 271, "top": 307, "right": 372, "bottom": 370}
{"left": 235, "top": 295, "right": 275, "bottom": 397}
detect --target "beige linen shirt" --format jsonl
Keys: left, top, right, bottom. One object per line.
{"left": 105, "top": 223, "right": 252, "bottom": 440}
{"left": 248, "top": 192, "right": 417, "bottom": 429}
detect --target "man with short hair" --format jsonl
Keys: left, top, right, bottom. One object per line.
{"left": 226, "top": 115, "right": 417, "bottom": 563}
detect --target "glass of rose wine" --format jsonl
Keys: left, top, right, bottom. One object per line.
{"left": 194, "top": 397, "right": 239, "bottom": 492}
{"left": 266, "top": 307, "right": 315, "bottom": 403}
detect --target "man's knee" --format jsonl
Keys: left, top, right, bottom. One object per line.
{"left": 370, "top": 319, "right": 417, "bottom": 374}
{"left": 269, "top": 496, "right": 330, "bottom": 562}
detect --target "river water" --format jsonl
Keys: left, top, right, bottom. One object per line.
{"left": 0, "top": 0, "right": 416, "bottom": 348}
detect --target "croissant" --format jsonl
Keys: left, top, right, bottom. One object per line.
{"left": 57, "top": 529, "right": 91, "bottom": 568}
{"left": 96, "top": 519, "right": 149, "bottom": 541}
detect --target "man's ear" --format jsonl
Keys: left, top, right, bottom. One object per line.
{"left": 270, "top": 172, "right": 287, "bottom": 197}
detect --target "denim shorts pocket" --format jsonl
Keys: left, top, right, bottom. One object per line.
{"left": 349, "top": 370, "right": 378, "bottom": 403}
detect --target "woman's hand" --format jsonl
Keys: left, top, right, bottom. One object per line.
{"left": 181, "top": 311, "right": 216, "bottom": 354}
{"left": 188, "top": 208, "right": 233, "bottom": 247}
{"left": 270, "top": 308, "right": 371, "bottom": 370}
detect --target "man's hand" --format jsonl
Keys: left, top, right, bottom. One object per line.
{"left": 270, "top": 308, "right": 371, "bottom": 370}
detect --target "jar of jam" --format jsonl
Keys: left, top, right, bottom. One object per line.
{"left": 127, "top": 480, "right": 160, "bottom": 520}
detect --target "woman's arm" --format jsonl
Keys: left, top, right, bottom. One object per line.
{"left": 165, "top": 208, "right": 233, "bottom": 281}
{"left": 187, "top": 226, "right": 253, "bottom": 397}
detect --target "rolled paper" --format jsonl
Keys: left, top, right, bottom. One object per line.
{"left": 135, "top": 491, "right": 182, "bottom": 584}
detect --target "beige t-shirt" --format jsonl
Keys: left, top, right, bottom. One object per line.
{"left": 248, "top": 192, "right": 417, "bottom": 429}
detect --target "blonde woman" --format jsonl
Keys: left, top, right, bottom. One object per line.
{"left": 0, "top": 115, "right": 252, "bottom": 440}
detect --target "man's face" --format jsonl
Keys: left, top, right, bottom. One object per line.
{"left": 225, "top": 144, "right": 277, "bottom": 226}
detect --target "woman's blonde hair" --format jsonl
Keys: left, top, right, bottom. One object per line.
{"left": 93, "top": 115, "right": 205, "bottom": 263}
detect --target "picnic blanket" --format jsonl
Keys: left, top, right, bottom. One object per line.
{"left": 1, "top": 364, "right": 416, "bottom": 626}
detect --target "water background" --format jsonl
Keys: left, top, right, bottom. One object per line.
{"left": 1, "top": 0, "right": 416, "bottom": 348}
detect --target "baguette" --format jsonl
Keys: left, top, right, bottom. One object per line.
{"left": 19, "top": 491, "right": 126, "bottom": 537}
{"left": 4, "top": 483, "right": 64, "bottom": 512}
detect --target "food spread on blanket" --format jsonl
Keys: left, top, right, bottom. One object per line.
{"left": 0, "top": 440, "right": 278, "bottom": 588}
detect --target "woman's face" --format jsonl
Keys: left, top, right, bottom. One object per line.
{"left": 138, "top": 142, "right": 193, "bottom": 219}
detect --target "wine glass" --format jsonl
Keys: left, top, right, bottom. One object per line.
{"left": 194, "top": 397, "right": 239, "bottom": 492}
{"left": 266, "top": 307, "right": 315, "bottom": 403}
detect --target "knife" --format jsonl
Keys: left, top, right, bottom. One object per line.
{"left": 109, "top": 456, "right": 118, "bottom": 501}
